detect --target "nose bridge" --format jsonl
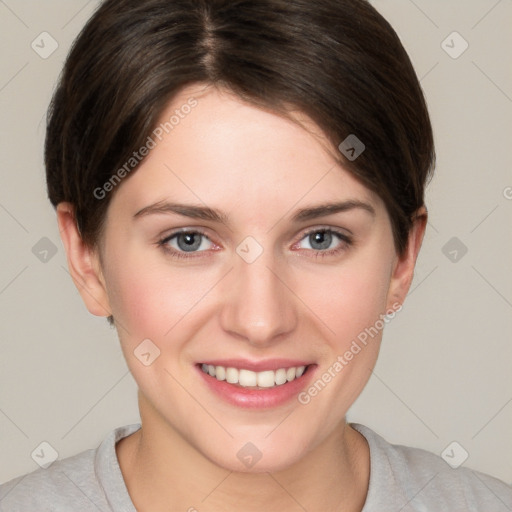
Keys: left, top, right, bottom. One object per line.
{"left": 220, "top": 247, "right": 297, "bottom": 344}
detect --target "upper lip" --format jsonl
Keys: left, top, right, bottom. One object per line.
{"left": 198, "top": 359, "right": 313, "bottom": 372}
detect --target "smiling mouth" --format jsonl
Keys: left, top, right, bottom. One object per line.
{"left": 200, "top": 363, "right": 310, "bottom": 389}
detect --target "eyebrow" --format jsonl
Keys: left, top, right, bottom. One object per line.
{"left": 133, "top": 199, "right": 375, "bottom": 224}
{"left": 134, "top": 201, "right": 228, "bottom": 223}
{"left": 291, "top": 200, "right": 375, "bottom": 222}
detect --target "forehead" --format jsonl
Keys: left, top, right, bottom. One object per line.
{"left": 108, "top": 83, "right": 381, "bottom": 218}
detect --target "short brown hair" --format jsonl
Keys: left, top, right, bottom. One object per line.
{"left": 45, "top": 0, "right": 435, "bottom": 255}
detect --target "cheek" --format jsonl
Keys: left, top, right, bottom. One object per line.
{"left": 301, "top": 251, "right": 393, "bottom": 347}
{"left": 295, "top": 253, "right": 394, "bottom": 421}
{"left": 104, "top": 250, "right": 223, "bottom": 351}
{"left": 103, "top": 260, "right": 216, "bottom": 387}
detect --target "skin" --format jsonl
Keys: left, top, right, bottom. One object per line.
{"left": 57, "top": 83, "right": 427, "bottom": 512}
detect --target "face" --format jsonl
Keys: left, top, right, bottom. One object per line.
{"left": 68, "top": 83, "right": 413, "bottom": 472}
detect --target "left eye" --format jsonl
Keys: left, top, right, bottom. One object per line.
{"left": 165, "top": 232, "right": 213, "bottom": 252}
{"left": 297, "top": 229, "right": 347, "bottom": 251}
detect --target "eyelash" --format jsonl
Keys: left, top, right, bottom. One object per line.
{"left": 157, "top": 229, "right": 216, "bottom": 260}
{"left": 298, "top": 227, "right": 353, "bottom": 259}
{"left": 157, "top": 227, "right": 353, "bottom": 260}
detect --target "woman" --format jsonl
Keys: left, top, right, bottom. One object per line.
{"left": 1, "top": 0, "right": 511, "bottom": 510}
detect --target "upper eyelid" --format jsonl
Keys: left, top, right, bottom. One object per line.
{"left": 293, "top": 227, "right": 352, "bottom": 249}
{"left": 294, "top": 226, "right": 352, "bottom": 244}
{"left": 299, "top": 225, "right": 351, "bottom": 237}
{"left": 160, "top": 227, "right": 213, "bottom": 241}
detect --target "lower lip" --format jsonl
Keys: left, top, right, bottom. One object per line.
{"left": 196, "top": 365, "right": 316, "bottom": 409}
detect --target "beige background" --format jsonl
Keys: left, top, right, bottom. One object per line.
{"left": 0, "top": 0, "right": 511, "bottom": 487}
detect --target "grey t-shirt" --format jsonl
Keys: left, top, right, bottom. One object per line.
{"left": 1, "top": 422, "right": 511, "bottom": 511}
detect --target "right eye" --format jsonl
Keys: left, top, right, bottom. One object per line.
{"left": 158, "top": 230, "right": 216, "bottom": 258}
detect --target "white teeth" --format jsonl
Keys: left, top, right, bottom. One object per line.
{"left": 239, "top": 369, "right": 257, "bottom": 387}
{"left": 257, "top": 370, "right": 275, "bottom": 388}
{"left": 286, "top": 367, "right": 296, "bottom": 381}
{"left": 201, "top": 364, "right": 308, "bottom": 388}
{"left": 226, "top": 367, "right": 238, "bottom": 384}
{"left": 275, "top": 368, "right": 287, "bottom": 385}
{"left": 215, "top": 365, "right": 226, "bottom": 381}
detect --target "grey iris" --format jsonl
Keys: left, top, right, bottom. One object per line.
{"left": 177, "top": 233, "right": 202, "bottom": 252}
{"left": 310, "top": 231, "right": 332, "bottom": 250}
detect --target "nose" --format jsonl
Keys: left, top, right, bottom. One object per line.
{"left": 219, "top": 250, "right": 298, "bottom": 346}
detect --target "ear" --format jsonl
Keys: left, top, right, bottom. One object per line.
{"left": 57, "top": 202, "right": 112, "bottom": 317}
{"left": 386, "top": 206, "right": 428, "bottom": 309}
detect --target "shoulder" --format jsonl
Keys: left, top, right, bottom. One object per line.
{"left": 0, "top": 449, "right": 98, "bottom": 510}
{"left": 0, "top": 424, "right": 140, "bottom": 511}
{"left": 351, "top": 423, "right": 512, "bottom": 511}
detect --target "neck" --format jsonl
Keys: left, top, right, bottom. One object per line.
{"left": 116, "top": 395, "right": 370, "bottom": 512}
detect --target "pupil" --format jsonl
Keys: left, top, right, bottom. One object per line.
{"left": 177, "top": 233, "right": 201, "bottom": 251}
{"left": 310, "top": 231, "right": 332, "bottom": 250}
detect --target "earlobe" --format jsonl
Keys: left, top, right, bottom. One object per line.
{"left": 386, "top": 206, "right": 428, "bottom": 309}
{"left": 56, "top": 202, "right": 112, "bottom": 318}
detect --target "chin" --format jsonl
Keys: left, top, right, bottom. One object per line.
{"left": 211, "top": 447, "right": 304, "bottom": 474}
{"left": 197, "top": 431, "right": 313, "bottom": 474}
